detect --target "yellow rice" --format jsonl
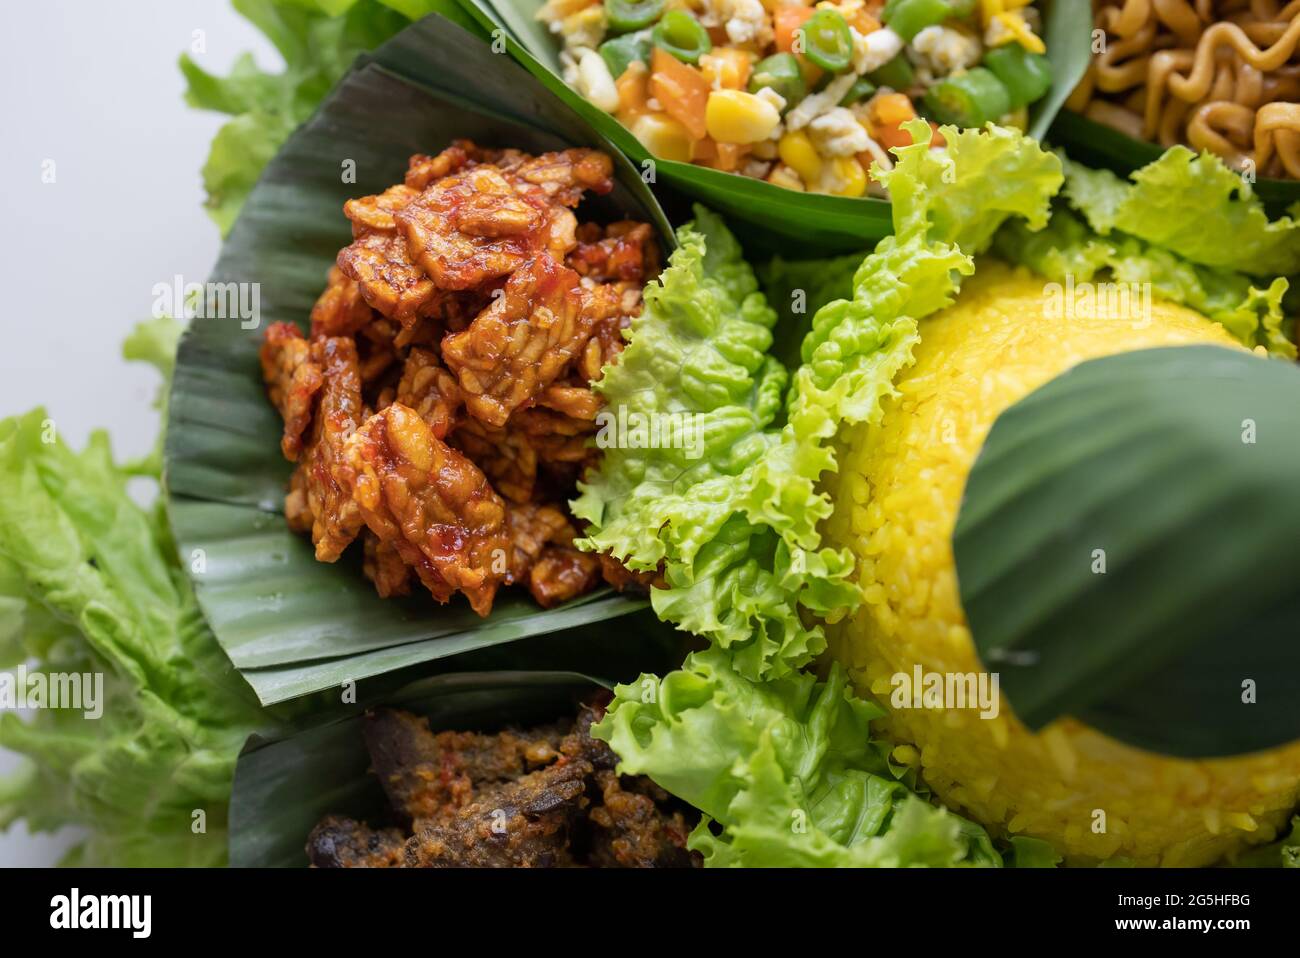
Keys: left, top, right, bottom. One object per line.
{"left": 825, "top": 262, "right": 1300, "bottom": 866}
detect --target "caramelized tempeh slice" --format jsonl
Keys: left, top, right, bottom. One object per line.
{"left": 260, "top": 322, "right": 323, "bottom": 462}
{"left": 441, "top": 254, "right": 624, "bottom": 427}
{"left": 362, "top": 531, "right": 411, "bottom": 598}
{"left": 309, "top": 266, "right": 377, "bottom": 339}
{"left": 394, "top": 148, "right": 614, "bottom": 292}
{"left": 501, "top": 502, "right": 575, "bottom": 584}
{"left": 567, "top": 220, "right": 658, "bottom": 284}
{"left": 528, "top": 545, "right": 602, "bottom": 608}
{"left": 338, "top": 403, "right": 509, "bottom": 615}
{"left": 294, "top": 336, "right": 366, "bottom": 561}
{"left": 336, "top": 226, "right": 440, "bottom": 322}
{"left": 501, "top": 503, "right": 601, "bottom": 607}
{"left": 505, "top": 148, "right": 615, "bottom": 207}
{"left": 394, "top": 347, "right": 463, "bottom": 440}
{"left": 451, "top": 400, "right": 596, "bottom": 504}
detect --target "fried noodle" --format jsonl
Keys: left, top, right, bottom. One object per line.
{"left": 1070, "top": 0, "right": 1300, "bottom": 178}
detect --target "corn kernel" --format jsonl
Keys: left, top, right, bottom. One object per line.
{"left": 826, "top": 155, "right": 867, "bottom": 196}
{"left": 705, "top": 89, "right": 782, "bottom": 144}
{"left": 629, "top": 112, "right": 695, "bottom": 163}
{"left": 778, "top": 129, "right": 822, "bottom": 184}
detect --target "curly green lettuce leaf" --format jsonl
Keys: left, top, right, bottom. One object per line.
{"left": 586, "top": 126, "right": 1062, "bottom": 865}
{"left": 755, "top": 122, "right": 1060, "bottom": 560}
{"left": 578, "top": 126, "right": 1061, "bottom": 681}
{"left": 1061, "top": 147, "right": 1300, "bottom": 277}
{"left": 887, "top": 122, "right": 1062, "bottom": 256}
{"left": 119, "top": 317, "right": 184, "bottom": 477}
{"left": 592, "top": 648, "right": 999, "bottom": 867}
{"left": 0, "top": 322, "right": 268, "bottom": 866}
{"left": 181, "top": 0, "right": 425, "bottom": 233}
{"left": 756, "top": 124, "right": 1060, "bottom": 374}
{"left": 995, "top": 207, "right": 1296, "bottom": 358}
{"left": 758, "top": 254, "right": 860, "bottom": 369}
{"left": 574, "top": 208, "right": 860, "bottom": 680}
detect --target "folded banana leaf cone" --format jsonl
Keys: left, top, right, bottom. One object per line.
{"left": 456, "top": 0, "right": 1092, "bottom": 254}
{"left": 229, "top": 669, "right": 606, "bottom": 867}
{"left": 165, "top": 13, "right": 679, "bottom": 706}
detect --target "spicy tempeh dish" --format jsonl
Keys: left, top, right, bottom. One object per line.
{"left": 260, "top": 141, "right": 660, "bottom": 615}
{"left": 306, "top": 705, "right": 699, "bottom": 868}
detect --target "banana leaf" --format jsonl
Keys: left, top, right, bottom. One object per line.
{"left": 1049, "top": 110, "right": 1300, "bottom": 217}
{"left": 165, "top": 14, "right": 676, "bottom": 706}
{"left": 457, "top": 0, "right": 1091, "bottom": 255}
{"left": 954, "top": 346, "right": 1300, "bottom": 758}
{"left": 229, "top": 669, "right": 608, "bottom": 867}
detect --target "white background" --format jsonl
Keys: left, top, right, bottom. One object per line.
{"left": 0, "top": 0, "right": 278, "bottom": 866}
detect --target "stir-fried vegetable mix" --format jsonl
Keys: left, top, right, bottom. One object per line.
{"left": 540, "top": 0, "right": 1052, "bottom": 194}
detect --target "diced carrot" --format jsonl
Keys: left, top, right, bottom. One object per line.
{"left": 650, "top": 47, "right": 710, "bottom": 141}
{"left": 716, "top": 141, "right": 750, "bottom": 172}
{"left": 774, "top": 5, "right": 815, "bottom": 52}
{"left": 692, "top": 137, "right": 751, "bottom": 173}
{"left": 616, "top": 60, "right": 650, "bottom": 119}
{"left": 873, "top": 92, "right": 916, "bottom": 127}
{"left": 868, "top": 92, "right": 919, "bottom": 149}
{"left": 874, "top": 125, "right": 914, "bottom": 150}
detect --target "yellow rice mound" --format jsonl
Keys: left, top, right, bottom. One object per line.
{"left": 826, "top": 262, "right": 1300, "bottom": 866}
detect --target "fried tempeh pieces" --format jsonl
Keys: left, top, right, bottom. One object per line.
{"left": 338, "top": 402, "right": 509, "bottom": 616}
{"left": 336, "top": 181, "right": 440, "bottom": 322}
{"left": 395, "top": 148, "right": 612, "bottom": 292}
{"left": 567, "top": 220, "right": 658, "bottom": 285}
{"left": 452, "top": 407, "right": 594, "bottom": 506}
{"left": 265, "top": 140, "right": 656, "bottom": 615}
{"left": 337, "top": 144, "right": 612, "bottom": 319}
{"left": 279, "top": 335, "right": 365, "bottom": 561}
{"left": 362, "top": 531, "right": 411, "bottom": 598}
{"left": 393, "top": 347, "right": 462, "bottom": 440}
{"left": 441, "top": 254, "right": 624, "bottom": 426}
{"left": 528, "top": 545, "right": 602, "bottom": 608}
{"left": 260, "top": 322, "right": 324, "bottom": 461}
{"left": 309, "top": 267, "right": 376, "bottom": 339}
{"left": 500, "top": 503, "right": 600, "bottom": 606}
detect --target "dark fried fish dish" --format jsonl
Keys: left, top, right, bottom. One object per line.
{"left": 306, "top": 705, "right": 699, "bottom": 868}
{"left": 260, "top": 141, "right": 661, "bottom": 615}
